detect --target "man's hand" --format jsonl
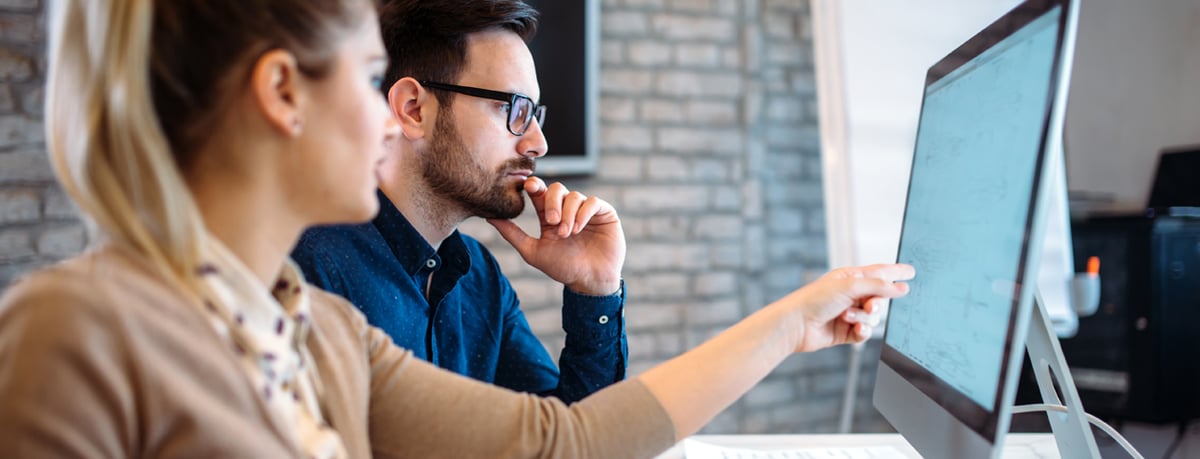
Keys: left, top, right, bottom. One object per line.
{"left": 487, "top": 177, "right": 625, "bottom": 296}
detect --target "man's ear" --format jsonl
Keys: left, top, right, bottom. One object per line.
{"left": 387, "top": 77, "right": 434, "bottom": 141}
{"left": 249, "top": 49, "right": 306, "bottom": 137}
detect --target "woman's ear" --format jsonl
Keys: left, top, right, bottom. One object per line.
{"left": 250, "top": 49, "right": 306, "bottom": 137}
{"left": 387, "top": 77, "right": 433, "bottom": 141}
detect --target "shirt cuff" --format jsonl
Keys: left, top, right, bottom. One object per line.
{"left": 562, "top": 279, "right": 625, "bottom": 341}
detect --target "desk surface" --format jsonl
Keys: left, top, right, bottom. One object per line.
{"left": 654, "top": 433, "right": 1062, "bottom": 458}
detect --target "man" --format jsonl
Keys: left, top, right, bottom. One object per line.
{"left": 292, "top": 0, "right": 627, "bottom": 403}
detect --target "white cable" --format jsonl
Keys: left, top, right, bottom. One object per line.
{"left": 1012, "top": 403, "right": 1143, "bottom": 459}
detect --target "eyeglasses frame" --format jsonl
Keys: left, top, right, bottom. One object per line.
{"left": 420, "top": 81, "right": 546, "bottom": 137}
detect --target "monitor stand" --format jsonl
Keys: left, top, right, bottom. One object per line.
{"left": 1028, "top": 290, "right": 1102, "bottom": 458}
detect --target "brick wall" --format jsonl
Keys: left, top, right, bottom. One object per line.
{"left": 0, "top": 0, "right": 90, "bottom": 286}
{"left": 0, "top": 0, "right": 890, "bottom": 435}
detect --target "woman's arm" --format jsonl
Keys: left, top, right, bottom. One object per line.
{"left": 639, "top": 264, "right": 913, "bottom": 439}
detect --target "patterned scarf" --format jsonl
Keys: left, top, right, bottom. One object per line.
{"left": 193, "top": 242, "right": 346, "bottom": 458}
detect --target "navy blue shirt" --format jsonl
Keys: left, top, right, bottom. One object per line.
{"left": 291, "top": 192, "right": 627, "bottom": 403}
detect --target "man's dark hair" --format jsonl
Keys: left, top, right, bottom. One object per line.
{"left": 379, "top": 0, "right": 539, "bottom": 103}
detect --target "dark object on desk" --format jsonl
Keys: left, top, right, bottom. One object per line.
{"left": 1147, "top": 145, "right": 1200, "bottom": 213}
{"left": 1037, "top": 215, "right": 1200, "bottom": 424}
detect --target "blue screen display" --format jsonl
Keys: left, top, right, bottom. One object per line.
{"left": 884, "top": 6, "right": 1062, "bottom": 411}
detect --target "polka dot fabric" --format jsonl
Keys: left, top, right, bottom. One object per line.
{"left": 193, "top": 243, "right": 346, "bottom": 459}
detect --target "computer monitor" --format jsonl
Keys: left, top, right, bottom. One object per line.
{"left": 1147, "top": 145, "right": 1200, "bottom": 211}
{"left": 873, "top": 1, "right": 1100, "bottom": 458}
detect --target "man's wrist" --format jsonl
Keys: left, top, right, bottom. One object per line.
{"left": 567, "top": 278, "right": 623, "bottom": 297}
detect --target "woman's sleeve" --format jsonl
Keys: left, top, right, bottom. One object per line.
{"left": 0, "top": 275, "right": 135, "bottom": 458}
{"left": 360, "top": 313, "right": 677, "bottom": 459}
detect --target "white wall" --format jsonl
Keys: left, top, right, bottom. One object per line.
{"left": 1065, "top": 0, "right": 1200, "bottom": 211}
{"left": 824, "top": 0, "right": 1200, "bottom": 267}
{"left": 832, "top": 0, "right": 1022, "bottom": 267}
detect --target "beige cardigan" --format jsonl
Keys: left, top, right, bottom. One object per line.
{"left": 0, "top": 244, "right": 675, "bottom": 458}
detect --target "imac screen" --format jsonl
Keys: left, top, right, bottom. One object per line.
{"left": 882, "top": 3, "right": 1063, "bottom": 430}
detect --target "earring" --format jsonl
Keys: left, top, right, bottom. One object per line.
{"left": 292, "top": 118, "right": 303, "bottom": 135}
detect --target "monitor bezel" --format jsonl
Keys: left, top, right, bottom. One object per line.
{"left": 876, "top": 0, "right": 1075, "bottom": 444}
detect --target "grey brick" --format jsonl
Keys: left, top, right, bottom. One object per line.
{"left": 628, "top": 41, "right": 672, "bottom": 66}
{"left": 599, "top": 125, "right": 654, "bottom": 151}
{"left": 764, "top": 12, "right": 796, "bottom": 39}
{"left": 709, "top": 184, "right": 742, "bottom": 211}
{"left": 766, "top": 95, "right": 805, "bottom": 122}
{"left": 644, "top": 156, "right": 689, "bottom": 180}
{"left": 599, "top": 69, "right": 656, "bottom": 95}
{"left": 632, "top": 215, "right": 690, "bottom": 240}
{"left": 17, "top": 82, "right": 39, "bottom": 115}
{"left": 618, "top": 0, "right": 667, "bottom": 8}
{"left": 764, "top": 181, "right": 824, "bottom": 206}
{"left": 627, "top": 332, "right": 658, "bottom": 359}
{"left": 765, "top": 41, "right": 811, "bottom": 67}
{"left": 0, "top": 188, "right": 38, "bottom": 223}
{"left": 0, "top": 47, "right": 33, "bottom": 82}
{"left": 622, "top": 185, "right": 709, "bottom": 212}
{"left": 742, "top": 223, "right": 766, "bottom": 271}
{"left": 598, "top": 96, "right": 636, "bottom": 122}
{"left": 0, "top": 227, "right": 32, "bottom": 260}
{"left": 603, "top": 12, "right": 649, "bottom": 37}
{"left": 766, "top": 235, "right": 824, "bottom": 264}
{"left": 764, "top": 149, "right": 807, "bottom": 179}
{"left": 667, "top": 0, "right": 711, "bottom": 13}
{"left": 651, "top": 15, "right": 736, "bottom": 42}
{"left": 684, "top": 100, "right": 738, "bottom": 123}
{"left": 675, "top": 43, "right": 721, "bottom": 68}
{"left": 639, "top": 99, "right": 685, "bottom": 123}
{"left": 692, "top": 271, "right": 737, "bottom": 297}
{"left": 655, "top": 71, "right": 743, "bottom": 98}
{"left": 0, "top": 113, "right": 42, "bottom": 147}
{"left": 765, "top": 124, "right": 820, "bottom": 150}
{"left": 0, "top": 83, "right": 12, "bottom": 112}
{"left": 596, "top": 154, "right": 643, "bottom": 181}
{"left": 625, "top": 303, "right": 683, "bottom": 330}
{"left": 36, "top": 224, "right": 85, "bottom": 257}
{"left": 0, "top": 13, "right": 41, "bottom": 42}
{"left": 708, "top": 242, "right": 743, "bottom": 269}
{"left": 658, "top": 127, "right": 743, "bottom": 155}
{"left": 600, "top": 42, "right": 625, "bottom": 66}
{"left": 622, "top": 242, "right": 708, "bottom": 271}
{"left": 0, "top": 0, "right": 39, "bottom": 11}
{"left": 766, "top": 210, "right": 804, "bottom": 235}
{"left": 691, "top": 158, "right": 731, "bottom": 181}
{"left": 42, "top": 186, "right": 78, "bottom": 219}
{"left": 692, "top": 214, "right": 742, "bottom": 241}
{"left": 685, "top": 298, "right": 741, "bottom": 325}
{"left": 509, "top": 278, "right": 558, "bottom": 308}
{"left": 522, "top": 306, "right": 562, "bottom": 338}
{"left": 630, "top": 272, "right": 689, "bottom": 300}
{"left": 0, "top": 148, "right": 52, "bottom": 182}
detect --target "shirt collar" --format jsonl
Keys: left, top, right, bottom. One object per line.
{"left": 372, "top": 190, "right": 472, "bottom": 277}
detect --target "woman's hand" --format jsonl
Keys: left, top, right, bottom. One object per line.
{"left": 771, "top": 264, "right": 915, "bottom": 353}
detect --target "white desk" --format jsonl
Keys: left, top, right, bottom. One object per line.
{"left": 654, "top": 433, "right": 1062, "bottom": 458}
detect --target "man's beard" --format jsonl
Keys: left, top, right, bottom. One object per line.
{"left": 421, "top": 111, "right": 536, "bottom": 219}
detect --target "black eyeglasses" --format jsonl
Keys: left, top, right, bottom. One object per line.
{"left": 421, "top": 81, "right": 546, "bottom": 136}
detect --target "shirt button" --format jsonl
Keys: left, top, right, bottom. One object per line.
{"left": 598, "top": 315, "right": 609, "bottom": 324}
{"left": 425, "top": 259, "right": 437, "bottom": 269}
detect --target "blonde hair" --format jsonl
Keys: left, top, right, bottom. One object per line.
{"left": 46, "top": 1, "right": 207, "bottom": 291}
{"left": 44, "top": 0, "right": 372, "bottom": 294}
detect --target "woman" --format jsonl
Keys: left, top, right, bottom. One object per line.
{"left": 0, "top": 0, "right": 913, "bottom": 458}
